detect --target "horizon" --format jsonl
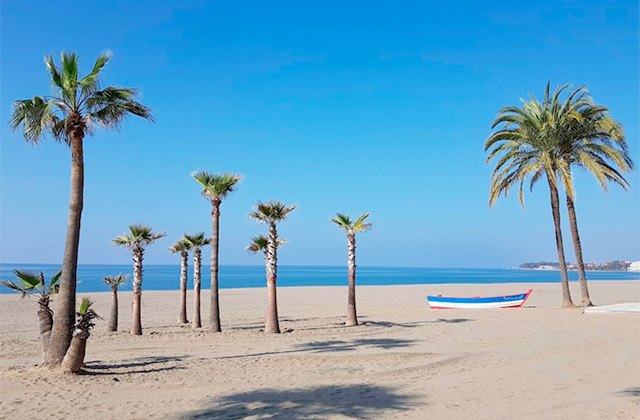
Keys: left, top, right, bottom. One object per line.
{"left": 1, "top": 1, "right": 639, "bottom": 268}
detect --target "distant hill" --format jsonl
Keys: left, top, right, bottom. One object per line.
{"left": 519, "top": 261, "right": 633, "bottom": 271}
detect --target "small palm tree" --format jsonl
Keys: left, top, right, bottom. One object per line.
{"left": 169, "top": 239, "right": 192, "bottom": 324}
{"left": 183, "top": 233, "right": 212, "bottom": 329}
{"left": 113, "top": 224, "right": 166, "bottom": 335}
{"left": 61, "top": 298, "right": 99, "bottom": 374}
{"left": 331, "top": 213, "right": 372, "bottom": 326}
{"left": 554, "top": 87, "right": 634, "bottom": 306}
{"left": 485, "top": 85, "right": 579, "bottom": 308}
{"left": 103, "top": 274, "right": 127, "bottom": 332}
{"left": 193, "top": 171, "right": 242, "bottom": 332}
{"left": 11, "top": 51, "right": 153, "bottom": 366}
{"left": 249, "top": 201, "right": 297, "bottom": 333}
{"left": 1, "top": 270, "right": 61, "bottom": 360}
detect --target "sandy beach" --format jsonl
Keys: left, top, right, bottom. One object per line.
{"left": 1, "top": 281, "right": 638, "bottom": 419}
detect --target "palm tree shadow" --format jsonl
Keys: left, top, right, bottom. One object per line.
{"left": 434, "top": 318, "right": 474, "bottom": 324}
{"left": 179, "top": 384, "right": 417, "bottom": 419}
{"left": 618, "top": 387, "right": 640, "bottom": 397}
{"left": 218, "top": 338, "right": 416, "bottom": 359}
{"left": 82, "top": 355, "right": 187, "bottom": 376}
{"left": 364, "top": 320, "right": 432, "bottom": 328}
{"left": 299, "top": 338, "right": 416, "bottom": 353}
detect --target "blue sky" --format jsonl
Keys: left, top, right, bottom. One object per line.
{"left": 1, "top": 0, "right": 638, "bottom": 267}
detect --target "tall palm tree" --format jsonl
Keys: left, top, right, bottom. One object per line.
{"left": 183, "top": 233, "right": 211, "bottom": 329}
{"left": 192, "top": 171, "right": 242, "bottom": 332}
{"left": 113, "top": 224, "right": 165, "bottom": 335}
{"left": 1, "top": 270, "right": 61, "bottom": 360}
{"left": 249, "top": 201, "right": 297, "bottom": 333}
{"left": 10, "top": 51, "right": 153, "bottom": 365}
{"left": 169, "top": 239, "right": 192, "bottom": 324}
{"left": 103, "top": 274, "right": 127, "bottom": 332}
{"left": 331, "top": 213, "right": 372, "bottom": 326}
{"left": 485, "top": 84, "right": 582, "bottom": 308}
{"left": 61, "top": 298, "right": 99, "bottom": 374}
{"left": 554, "top": 88, "right": 634, "bottom": 306}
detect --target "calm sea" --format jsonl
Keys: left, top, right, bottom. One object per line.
{"left": 0, "top": 264, "right": 638, "bottom": 294}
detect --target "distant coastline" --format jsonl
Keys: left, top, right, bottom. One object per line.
{"left": 519, "top": 260, "right": 640, "bottom": 272}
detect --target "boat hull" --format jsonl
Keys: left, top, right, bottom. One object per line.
{"left": 427, "top": 289, "right": 532, "bottom": 309}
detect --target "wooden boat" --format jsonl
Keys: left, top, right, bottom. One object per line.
{"left": 427, "top": 289, "right": 532, "bottom": 309}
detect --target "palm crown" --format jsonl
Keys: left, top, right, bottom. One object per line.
{"left": 183, "top": 232, "right": 211, "bottom": 248}
{"left": 103, "top": 274, "right": 127, "bottom": 290}
{"left": 556, "top": 98, "right": 633, "bottom": 193}
{"left": 76, "top": 298, "right": 100, "bottom": 331}
{"left": 249, "top": 201, "right": 297, "bottom": 224}
{"left": 192, "top": 171, "right": 242, "bottom": 203}
{"left": 1, "top": 270, "right": 61, "bottom": 299}
{"left": 10, "top": 51, "right": 153, "bottom": 144}
{"left": 246, "top": 235, "right": 287, "bottom": 254}
{"left": 112, "top": 224, "right": 166, "bottom": 251}
{"left": 485, "top": 83, "right": 583, "bottom": 206}
{"left": 331, "top": 213, "right": 372, "bottom": 234}
{"left": 169, "top": 238, "right": 192, "bottom": 254}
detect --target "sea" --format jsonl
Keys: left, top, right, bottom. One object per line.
{"left": 1, "top": 264, "right": 638, "bottom": 294}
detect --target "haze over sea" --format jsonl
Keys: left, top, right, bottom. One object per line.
{"left": 1, "top": 264, "right": 637, "bottom": 294}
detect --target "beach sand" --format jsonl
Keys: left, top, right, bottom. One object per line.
{"left": 1, "top": 281, "right": 638, "bottom": 419}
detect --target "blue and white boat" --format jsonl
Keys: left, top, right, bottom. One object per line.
{"left": 427, "top": 289, "right": 532, "bottom": 309}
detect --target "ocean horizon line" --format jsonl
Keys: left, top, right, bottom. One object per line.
{"left": 1, "top": 264, "right": 638, "bottom": 294}
{"left": 2, "top": 262, "right": 638, "bottom": 272}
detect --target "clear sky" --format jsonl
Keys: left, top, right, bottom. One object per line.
{"left": 1, "top": 0, "right": 638, "bottom": 268}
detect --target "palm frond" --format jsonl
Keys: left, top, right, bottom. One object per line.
{"left": 79, "top": 50, "right": 112, "bottom": 92}
{"left": 192, "top": 171, "right": 243, "bottom": 201}
{"left": 183, "top": 232, "right": 211, "bottom": 248}
{"left": 246, "top": 235, "right": 286, "bottom": 254}
{"left": 169, "top": 238, "right": 192, "bottom": 253}
{"left": 104, "top": 274, "right": 128, "bottom": 288}
{"left": 249, "top": 201, "right": 297, "bottom": 224}
{"left": 10, "top": 97, "right": 60, "bottom": 144}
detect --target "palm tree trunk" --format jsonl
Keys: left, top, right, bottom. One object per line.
{"left": 546, "top": 174, "right": 575, "bottom": 308}
{"left": 61, "top": 329, "right": 89, "bottom": 374}
{"left": 37, "top": 299, "right": 53, "bottom": 362}
{"left": 210, "top": 200, "right": 222, "bottom": 332}
{"left": 346, "top": 233, "right": 358, "bottom": 326}
{"left": 566, "top": 193, "right": 592, "bottom": 306}
{"left": 45, "top": 129, "right": 84, "bottom": 366}
{"left": 131, "top": 248, "right": 144, "bottom": 335}
{"left": 192, "top": 248, "right": 202, "bottom": 329}
{"left": 179, "top": 251, "right": 189, "bottom": 323}
{"left": 264, "top": 223, "right": 280, "bottom": 333}
{"left": 107, "top": 288, "right": 118, "bottom": 332}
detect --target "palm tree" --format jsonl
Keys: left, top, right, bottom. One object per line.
{"left": 183, "top": 233, "right": 211, "bottom": 329}
{"left": 1, "top": 270, "right": 61, "bottom": 360}
{"left": 10, "top": 51, "right": 153, "bottom": 365}
{"left": 485, "top": 84, "right": 580, "bottom": 308}
{"left": 169, "top": 239, "right": 192, "bottom": 324}
{"left": 192, "top": 171, "right": 242, "bottom": 332}
{"left": 554, "top": 87, "right": 634, "bottom": 306}
{"left": 61, "top": 298, "right": 99, "bottom": 374}
{"left": 113, "top": 224, "right": 165, "bottom": 335}
{"left": 103, "top": 274, "right": 127, "bottom": 332}
{"left": 249, "top": 201, "right": 297, "bottom": 333}
{"left": 331, "top": 213, "right": 372, "bottom": 326}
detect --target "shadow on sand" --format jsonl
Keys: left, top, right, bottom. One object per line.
{"left": 218, "top": 337, "right": 416, "bottom": 360}
{"left": 179, "top": 384, "right": 417, "bottom": 419}
{"left": 433, "top": 318, "right": 473, "bottom": 324}
{"left": 82, "top": 355, "right": 187, "bottom": 375}
{"left": 618, "top": 387, "right": 640, "bottom": 397}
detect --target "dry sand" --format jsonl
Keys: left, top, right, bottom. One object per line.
{"left": 1, "top": 281, "right": 639, "bottom": 419}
